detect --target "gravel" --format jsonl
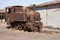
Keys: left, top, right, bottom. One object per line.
{"left": 0, "top": 22, "right": 60, "bottom": 40}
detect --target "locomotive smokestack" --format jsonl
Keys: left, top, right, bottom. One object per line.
{"left": 33, "top": 4, "right": 36, "bottom": 11}
{"left": 30, "top": 4, "right": 36, "bottom": 11}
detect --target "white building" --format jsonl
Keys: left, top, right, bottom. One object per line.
{"left": 29, "top": 1, "right": 60, "bottom": 28}
{"left": 0, "top": 10, "right": 6, "bottom": 22}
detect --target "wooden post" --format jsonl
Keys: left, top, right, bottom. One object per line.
{"left": 46, "top": 5, "right": 48, "bottom": 25}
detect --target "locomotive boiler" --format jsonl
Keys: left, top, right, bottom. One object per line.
{"left": 5, "top": 6, "right": 43, "bottom": 32}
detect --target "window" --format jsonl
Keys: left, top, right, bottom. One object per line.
{"left": 0, "top": 15, "right": 5, "bottom": 19}
{"left": 6, "top": 8, "right": 11, "bottom": 13}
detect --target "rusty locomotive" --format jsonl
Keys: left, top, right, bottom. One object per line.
{"left": 5, "top": 6, "right": 43, "bottom": 32}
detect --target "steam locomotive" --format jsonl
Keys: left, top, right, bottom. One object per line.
{"left": 5, "top": 6, "right": 43, "bottom": 32}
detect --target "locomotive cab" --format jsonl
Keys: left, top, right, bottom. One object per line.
{"left": 6, "top": 6, "right": 27, "bottom": 22}
{"left": 6, "top": 6, "right": 24, "bottom": 13}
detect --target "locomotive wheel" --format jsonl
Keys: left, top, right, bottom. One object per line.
{"left": 25, "top": 25, "right": 33, "bottom": 32}
{"left": 39, "top": 22, "right": 43, "bottom": 29}
{"left": 10, "top": 22, "right": 15, "bottom": 28}
{"left": 37, "top": 26, "right": 41, "bottom": 32}
{"left": 26, "top": 22, "right": 34, "bottom": 32}
{"left": 34, "top": 22, "right": 43, "bottom": 32}
{"left": 18, "top": 25, "right": 23, "bottom": 30}
{"left": 23, "top": 26, "right": 27, "bottom": 31}
{"left": 32, "top": 26, "right": 39, "bottom": 32}
{"left": 15, "top": 25, "right": 20, "bottom": 30}
{"left": 27, "top": 27, "right": 34, "bottom": 32}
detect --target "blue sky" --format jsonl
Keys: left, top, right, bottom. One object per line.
{"left": 0, "top": 0, "right": 53, "bottom": 9}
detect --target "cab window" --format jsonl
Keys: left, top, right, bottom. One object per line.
{"left": 6, "top": 8, "right": 11, "bottom": 13}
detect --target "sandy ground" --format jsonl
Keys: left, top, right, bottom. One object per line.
{"left": 0, "top": 22, "right": 60, "bottom": 40}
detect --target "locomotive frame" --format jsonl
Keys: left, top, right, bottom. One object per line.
{"left": 5, "top": 6, "right": 43, "bottom": 32}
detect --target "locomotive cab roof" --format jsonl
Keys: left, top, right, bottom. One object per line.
{"left": 6, "top": 5, "right": 23, "bottom": 8}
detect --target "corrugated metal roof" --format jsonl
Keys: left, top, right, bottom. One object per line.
{"left": 37, "top": 1, "right": 60, "bottom": 7}
{"left": 0, "top": 10, "right": 5, "bottom": 13}
{"left": 28, "top": 1, "right": 60, "bottom": 8}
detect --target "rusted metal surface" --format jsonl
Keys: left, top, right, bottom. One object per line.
{"left": 6, "top": 6, "right": 43, "bottom": 32}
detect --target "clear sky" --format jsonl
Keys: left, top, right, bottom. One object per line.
{"left": 0, "top": 0, "right": 53, "bottom": 9}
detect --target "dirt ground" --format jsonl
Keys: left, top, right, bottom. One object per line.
{"left": 0, "top": 22, "right": 60, "bottom": 40}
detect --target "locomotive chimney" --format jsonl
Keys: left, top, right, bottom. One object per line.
{"left": 30, "top": 4, "right": 36, "bottom": 12}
